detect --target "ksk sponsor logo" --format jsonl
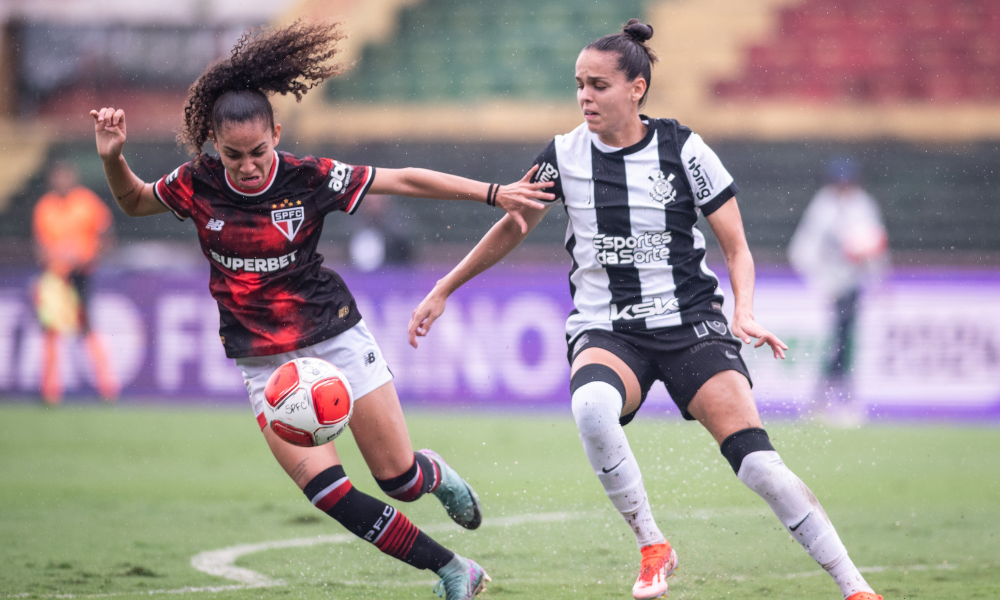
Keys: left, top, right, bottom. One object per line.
{"left": 610, "top": 297, "right": 680, "bottom": 320}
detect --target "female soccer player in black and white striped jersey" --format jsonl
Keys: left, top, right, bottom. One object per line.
{"left": 90, "top": 21, "right": 553, "bottom": 600}
{"left": 409, "top": 19, "right": 882, "bottom": 600}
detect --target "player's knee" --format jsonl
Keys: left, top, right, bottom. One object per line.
{"left": 720, "top": 427, "right": 777, "bottom": 476}
{"left": 570, "top": 364, "right": 625, "bottom": 434}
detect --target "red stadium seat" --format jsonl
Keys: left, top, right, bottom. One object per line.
{"left": 714, "top": 0, "right": 1000, "bottom": 103}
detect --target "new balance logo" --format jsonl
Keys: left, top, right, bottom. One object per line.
{"left": 205, "top": 219, "right": 225, "bottom": 231}
{"left": 363, "top": 352, "right": 376, "bottom": 366}
{"left": 610, "top": 297, "right": 680, "bottom": 320}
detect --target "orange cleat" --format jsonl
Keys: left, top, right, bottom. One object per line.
{"left": 632, "top": 542, "right": 678, "bottom": 600}
{"left": 846, "top": 593, "right": 883, "bottom": 600}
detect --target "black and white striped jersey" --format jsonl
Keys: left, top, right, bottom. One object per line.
{"left": 531, "top": 117, "right": 739, "bottom": 343}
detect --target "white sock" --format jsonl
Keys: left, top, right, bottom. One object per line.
{"left": 572, "top": 381, "right": 665, "bottom": 548}
{"left": 738, "top": 451, "right": 873, "bottom": 598}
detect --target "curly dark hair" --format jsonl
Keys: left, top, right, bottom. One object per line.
{"left": 178, "top": 20, "right": 345, "bottom": 157}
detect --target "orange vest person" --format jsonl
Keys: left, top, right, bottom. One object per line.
{"left": 32, "top": 161, "right": 119, "bottom": 404}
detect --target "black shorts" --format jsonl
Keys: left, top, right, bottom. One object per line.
{"left": 568, "top": 320, "right": 752, "bottom": 425}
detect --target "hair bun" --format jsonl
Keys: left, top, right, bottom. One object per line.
{"left": 623, "top": 19, "right": 653, "bottom": 43}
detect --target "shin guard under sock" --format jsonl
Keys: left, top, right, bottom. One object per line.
{"left": 571, "top": 365, "right": 665, "bottom": 549}
{"left": 304, "top": 465, "right": 453, "bottom": 571}
{"left": 723, "top": 429, "right": 874, "bottom": 599}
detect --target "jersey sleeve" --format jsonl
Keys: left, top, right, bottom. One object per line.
{"left": 529, "top": 140, "right": 565, "bottom": 204}
{"left": 152, "top": 162, "right": 196, "bottom": 221}
{"left": 313, "top": 158, "right": 376, "bottom": 215}
{"left": 679, "top": 133, "right": 739, "bottom": 216}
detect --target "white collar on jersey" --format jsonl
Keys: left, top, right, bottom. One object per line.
{"left": 224, "top": 150, "right": 280, "bottom": 197}
{"left": 589, "top": 119, "right": 652, "bottom": 154}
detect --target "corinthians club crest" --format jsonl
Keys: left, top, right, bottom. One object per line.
{"left": 649, "top": 170, "right": 677, "bottom": 204}
{"left": 271, "top": 199, "right": 305, "bottom": 242}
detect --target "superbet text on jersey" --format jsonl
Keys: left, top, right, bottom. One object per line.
{"left": 153, "top": 151, "right": 375, "bottom": 358}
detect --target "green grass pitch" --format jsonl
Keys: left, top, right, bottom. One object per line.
{"left": 1, "top": 404, "right": 998, "bottom": 599}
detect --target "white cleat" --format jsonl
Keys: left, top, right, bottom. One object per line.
{"left": 632, "top": 542, "right": 678, "bottom": 600}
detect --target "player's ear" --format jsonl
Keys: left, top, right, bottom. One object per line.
{"left": 272, "top": 123, "right": 281, "bottom": 147}
{"left": 208, "top": 130, "right": 219, "bottom": 153}
{"left": 631, "top": 77, "right": 647, "bottom": 105}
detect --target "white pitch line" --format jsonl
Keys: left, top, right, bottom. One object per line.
{"left": 189, "top": 510, "right": 585, "bottom": 587}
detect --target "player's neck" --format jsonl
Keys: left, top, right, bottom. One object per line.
{"left": 596, "top": 117, "right": 647, "bottom": 149}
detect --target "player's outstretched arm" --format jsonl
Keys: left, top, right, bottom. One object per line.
{"left": 706, "top": 198, "right": 787, "bottom": 359}
{"left": 90, "top": 107, "right": 168, "bottom": 217}
{"left": 369, "top": 165, "right": 554, "bottom": 234}
{"left": 408, "top": 203, "right": 552, "bottom": 348}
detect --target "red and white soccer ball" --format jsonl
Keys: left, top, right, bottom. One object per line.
{"left": 263, "top": 357, "right": 354, "bottom": 447}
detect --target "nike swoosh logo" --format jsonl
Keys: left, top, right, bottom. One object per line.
{"left": 725, "top": 351, "right": 738, "bottom": 359}
{"left": 789, "top": 512, "right": 811, "bottom": 532}
{"left": 602, "top": 458, "right": 626, "bottom": 474}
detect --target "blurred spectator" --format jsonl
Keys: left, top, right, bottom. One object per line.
{"left": 788, "top": 157, "right": 889, "bottom": 423}
{"left": 349, "top": 194, "right": 415, "bottom": 271}
{"left": 32, "top": 161, "right": 119, "bottom": 404}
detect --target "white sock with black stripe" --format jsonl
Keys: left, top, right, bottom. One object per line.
{"left": 736, "top": 448, "right": 874, "bottom": 599}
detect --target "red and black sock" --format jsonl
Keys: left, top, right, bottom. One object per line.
{"left": 375, "top": 452, "right": 440, "bottom": 502}
{"left": 304, "top": 465, "right": 453, "bottom": 571}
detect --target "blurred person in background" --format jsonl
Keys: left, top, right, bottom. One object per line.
{"left": 32, "top": 161, "right": 119, "bottom": 404}
{"left": 788, "top": 157, "right": 889, "bottom": 424}
{"left": 349, "top": 194, "right": 414, "bottom": 271}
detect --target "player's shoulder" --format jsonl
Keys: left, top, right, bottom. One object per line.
{"left": 643, "top": 117, "right": 697, "bottom": 149}
{"left": 277, "top": 151, "right": 335, "bottom": 186}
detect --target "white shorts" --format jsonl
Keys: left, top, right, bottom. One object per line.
{"left": 236, "top": 319, "right": 393, "bottom": 430}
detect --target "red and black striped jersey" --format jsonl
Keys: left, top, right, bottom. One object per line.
{"left": 153, "top": 151, "right": 375, "bottom": 358}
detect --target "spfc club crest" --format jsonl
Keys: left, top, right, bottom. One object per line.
{"left": 271, "top": 206, "right": 304, "bottom": 241}
{"left": 649, "top": 170, "right": 677, "bottom": 204}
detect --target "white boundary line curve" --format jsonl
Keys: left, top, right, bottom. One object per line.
{"left": 5, "top": 508, "right": 964, "bottom": 598}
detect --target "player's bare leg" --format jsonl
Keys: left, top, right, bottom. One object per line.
{"left": 84, "top": 332, "right": 119, "bottom": 402}
{"left": 41, "top": 330, "right": 62, "bottom": 405}
{"left": 350, "top": 381, "right": 482, "bottom": 529}
{"left": 571, "top": 348, "right": 676, "bottom": 600}
{"left": 688, "top": 370, "right": 880, "bottom": 600}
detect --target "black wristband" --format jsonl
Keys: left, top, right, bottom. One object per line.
{"left": 486, "top": 183, "right": 498, "bottom": 207}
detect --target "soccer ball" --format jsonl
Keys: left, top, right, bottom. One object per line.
{"left": 263, "top": 357, "right": 354, "bottom": 447}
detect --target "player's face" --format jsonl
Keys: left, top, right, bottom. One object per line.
{"left": 575, "top": 49, "right": 647, "bottom": 137}
{"left": 212, "top": 119, "right": 282, "bottom": 190}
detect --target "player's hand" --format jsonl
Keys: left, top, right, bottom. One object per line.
{"left": 90, "top": 107, "right": 127, "bottom": 161}
{"left": 495, "top": 165, "right": 555, "bottom": 234}
{"left": 731, "top": 311, "right": 787, "bottom": 359}
{"left": 408, "top": 289, "right": 448, "bottom": 348}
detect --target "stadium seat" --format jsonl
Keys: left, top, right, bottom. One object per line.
{"left": 715, "top": 0, "right": 1000, "bottom": 103}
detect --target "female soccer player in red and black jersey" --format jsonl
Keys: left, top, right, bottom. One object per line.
{"left": 90, "top": 22, "right": 552, "bottom": 600}
{"left": 409, "top": 19, "right": 881, "bottom": 600}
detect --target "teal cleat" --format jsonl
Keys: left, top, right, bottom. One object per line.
{"left": 434, "top": 555, "right": 490, "bottom": 600}
{"left": 419, "top": 449, "right": 483, "bottom": 530}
